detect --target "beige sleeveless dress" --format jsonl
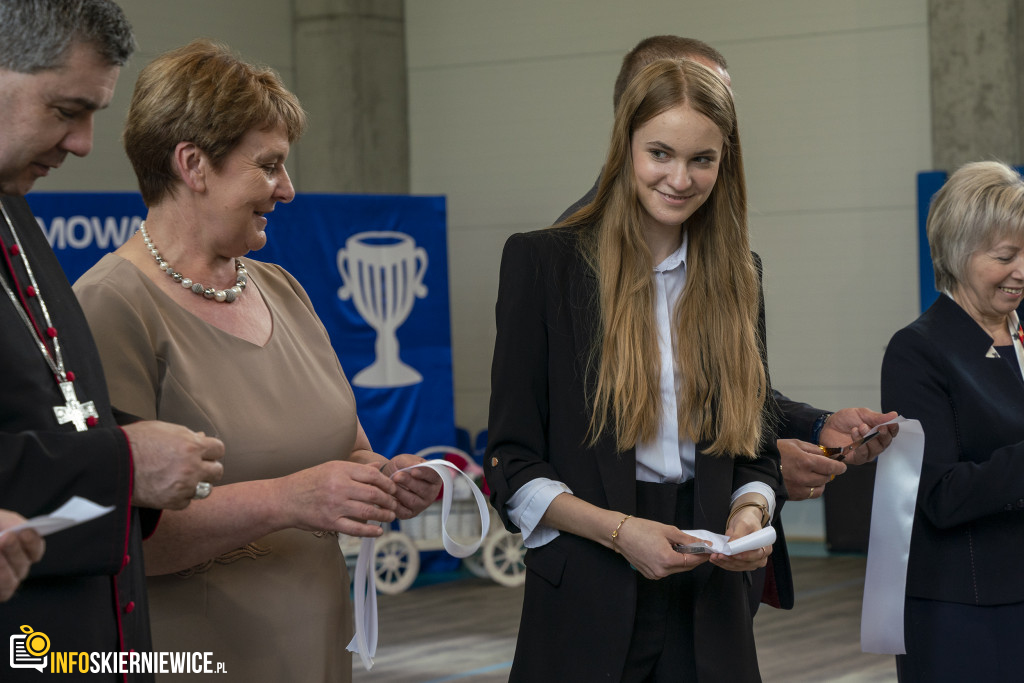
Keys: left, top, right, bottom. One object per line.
{"left": 75, "top": 255, "right": 357, "bottom": 682}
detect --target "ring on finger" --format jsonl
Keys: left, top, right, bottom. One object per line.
{"left": 808, "top": 486, "right": 815, "bottom": 500}
{"left": 193, "top": 481, "right": 212, "bottom": 500}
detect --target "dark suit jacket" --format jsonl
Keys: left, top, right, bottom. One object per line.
{"left": 485, "top": 227, "right": 789, "bottom": 681}
{"left": 881, "top": 294, "right": 1024, "bottom": 605}
{"left": 0, "top": 195, "right": 156, "bottom": 682}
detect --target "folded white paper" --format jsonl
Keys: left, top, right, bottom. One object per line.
{"left": 679, "top": 525, "right": 777, "bottom": 555}
{"left": 0, "top": 496, "right": 115, "bottom": 538}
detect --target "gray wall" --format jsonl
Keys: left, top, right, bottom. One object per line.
{"left": 43, "top": 0, "right": 408, "bottom": 194}
{"left": 929, "top": 0, "right": 1024, "bottom": 169}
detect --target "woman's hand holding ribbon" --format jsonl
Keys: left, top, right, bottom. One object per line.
{"left": 380, "top": 453, "right": 443, "bottom": 519}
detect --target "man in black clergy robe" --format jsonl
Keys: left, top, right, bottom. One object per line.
{"left": 0, "top": 2, "right": 225, "bottom": 680}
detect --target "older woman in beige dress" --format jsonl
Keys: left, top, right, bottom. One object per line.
{"left": 74, "top": 39, "right": 440, "bottom": 681}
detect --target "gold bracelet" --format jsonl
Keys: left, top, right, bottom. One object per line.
{"left": 727, "top": 501, "right": 769, "bottom": 529}
{"left": 611, "top": 514, "right": 632, "bottom": 548}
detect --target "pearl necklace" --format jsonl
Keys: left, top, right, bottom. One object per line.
{"left": 139, "top": 221, "right": 247, "bottom": 303}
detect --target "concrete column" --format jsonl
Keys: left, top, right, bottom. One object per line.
{"left": 292, "top": 0, "right": 409, "bottom": 193}
{"left": 929, "top": 0, "right": 1024, "bottom": 169}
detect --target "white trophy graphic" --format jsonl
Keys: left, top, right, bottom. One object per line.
{"left": 337, "top": 231, "right": 428, "bottom": 387}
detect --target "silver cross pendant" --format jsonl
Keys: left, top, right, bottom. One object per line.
{"left": 53, "top": 381, "right": 99, "bottom": 431}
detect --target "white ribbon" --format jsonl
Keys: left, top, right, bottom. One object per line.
{"left": 345, "top": 448, "right": 490, "bottom": 670}
{"left": 1008, "top": 311, "right": 1024, "bottom": 384}
{"left": 860, "top": 416, "right": 924, "bottom": 654}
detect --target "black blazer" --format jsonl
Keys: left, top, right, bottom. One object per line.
{"left": 881, "top": 294, "right": 1024, "bottom": 605}
{"left": 485, "top": 227, "right": 789, "bottom": 681}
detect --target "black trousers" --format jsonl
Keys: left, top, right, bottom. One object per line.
{"left": 622, "top": 480, "right": 697, "bottom": 683}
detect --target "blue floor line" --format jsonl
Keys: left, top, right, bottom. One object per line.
{"left": 420, "top": 661, "right": 513, "bottom": 683}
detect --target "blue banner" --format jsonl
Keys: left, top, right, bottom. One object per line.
{"left": 262, "top": 193, "right": 455, "bottom": 458}
{"left": 916, "top": 171, "right": 947, "bottom": 312}
{"left": 27, "top": 192, "right": 455, "bottom": 459}
{"left": 27, "top": 192, "right": 147, "bottom": 284}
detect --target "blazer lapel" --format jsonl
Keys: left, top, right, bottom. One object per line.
{"left": 935, "top": 295, "right": 1024, "bottom": 395}
{"left": 567, "top": 244, "right": 638, "bottom": 515}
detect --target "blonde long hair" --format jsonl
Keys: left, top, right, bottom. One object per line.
{"left": 562, "top": 59, "right": 766, "bottom": 457}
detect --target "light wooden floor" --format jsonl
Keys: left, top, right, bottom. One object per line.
{"left": 354, "top": 554, "right": 898, "bottom": 683}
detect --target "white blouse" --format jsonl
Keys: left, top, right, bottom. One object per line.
{"left": 507, "top": 236, "right": 776, "bottom": 546}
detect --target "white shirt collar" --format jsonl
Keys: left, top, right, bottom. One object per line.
{"left": 653, "top": 231, "right": 688, "bottom": 273}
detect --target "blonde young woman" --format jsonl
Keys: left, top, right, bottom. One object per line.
{"left": 485, "top": 59, "right": 786, "bottom": 682}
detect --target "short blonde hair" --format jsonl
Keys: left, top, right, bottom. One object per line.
{"left": 928, "top": 160, "right": 1024, "bottom": 293}
{"left": 123, "top": 39, "right": 307, "bottom": 206}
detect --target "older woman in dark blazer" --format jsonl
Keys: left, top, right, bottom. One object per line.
{"left": 881, "top": 160, "right": 1024, "bottom": 682}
